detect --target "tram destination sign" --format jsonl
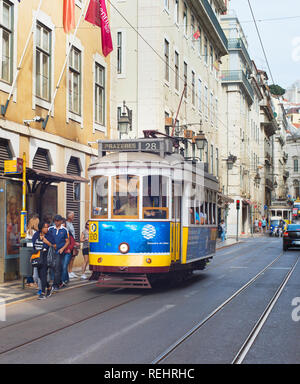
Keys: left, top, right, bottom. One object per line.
{"left": 99, "top": 138, "right": 173, "bottom": 157}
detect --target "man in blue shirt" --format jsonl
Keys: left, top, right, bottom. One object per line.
{"left": 48, "top": 214, "right": 69, "bottom": 290}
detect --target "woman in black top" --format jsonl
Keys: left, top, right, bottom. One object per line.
{"left": 32, "top": 221, "right": 55, "bottom": 299}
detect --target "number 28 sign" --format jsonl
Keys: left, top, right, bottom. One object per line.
{"left": 89, "top": 222, "right": 99, "bottom": 242}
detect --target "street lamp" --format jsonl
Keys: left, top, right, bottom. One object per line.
{"left": 193, "top": 121, "right": 207, "bottom": 150}
{"left": 226, "top": 154, "right": 237, "bottom": 170}
{"left": 118, "top": 100, "right": 132, "bottom": 135}
{"left": 254, "top": 172, "right": 261, "bottom": 184}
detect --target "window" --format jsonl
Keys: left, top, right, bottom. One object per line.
{"left": 184, "top": 61, "right": 187, "bottom": 98}
{"left": 92, "top": 176, "right": 108, "bottom": 218}
{"left": 95, "top": 63, "right": 105, "bottom": 125}
{"left": 183, "top": 3, "right": 187, "bottom": 36}
{"left": 164, "top": 39, "right": 169, "bottom": 82}
{"left": 198, "top": 78, "right": 202, "bottom": 112}
{"left": 0, "top": 0, "right": 13, "bottom": 83}
{"left": 204, "top": 37, "right": 208, "bottom": 64}
{"left": 210, "top": 44, "right": 213, "bottom": 71}
{"left": 164, "top": 0, "right": 169, "bottom": 11}
{"left": 143, "top": 175, "right": 168, "bottom": 219}
{"left": 174, "top": 0, "right": 179, "bottom": 24}
{"left": 197, "top": 26, "right": 202, "bottom": 56}
{"left": 112, "top": 175, "right": 139, "bottom": 218}
{"left": 210, "top": 144, "right": 214, "bottom": 174}
{"left": 36, "top": 22, "right": 51, "bottom": 101}
{"left": 117, "top": 31, "right": 122, "bottom": 74}
{"left": 175, "top": 51, "right": 179, "bottom": 91}
{"left": 294, "top": 159, "right": 298, "bottom": 172}
{"left": 69, "top": 46, "right": 81, "bottom": 115}
{"left": 204, "top": 86, "right": 208, "bottom": 118}
{"left": 191, "top": 14, "right": 195, "bottom": 48}
{"left": 191, "top": 71, "right": 195, "bottom": 106}
{"left": 216, "top": 148, "right": 219, "bottom": 177}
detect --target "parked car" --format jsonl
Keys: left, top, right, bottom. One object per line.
{"left": 283, "top": 224, "right": 300, "bottom": 251}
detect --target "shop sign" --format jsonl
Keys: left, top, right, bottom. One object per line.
{"left": 4, "top": 158, "right": 23, "bottom": 174}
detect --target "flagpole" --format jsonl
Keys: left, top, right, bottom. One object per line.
{"left": 42, "top": 0, "right": 90, "bottom": 130}
{"left": 1, "top": 0, "right": 44, "bottom": 116}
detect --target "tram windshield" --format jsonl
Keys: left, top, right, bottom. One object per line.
{"left": 112, "top": 175, "right": 139, "bottom": 218}
{"left": 143, "top": 175, "right": 168, "bottom": 219}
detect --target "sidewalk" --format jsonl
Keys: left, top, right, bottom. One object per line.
{"left": 0, "top": 268, "right": 92, "bottom": 305}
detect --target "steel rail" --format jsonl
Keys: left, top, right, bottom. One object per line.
{"left": 0, "top": 288, "right": 143, "bottom": 357}
{"left": 151, "top": 252, "right": 285, "bottom": 364}
{"left": 232, "top": 256, "right": 299, "bottom": 364}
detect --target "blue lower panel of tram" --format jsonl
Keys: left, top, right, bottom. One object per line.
{"left": 184, "top": 226, "right": 217, "bottom": 262}
{"left": 89, "top": 221, "right": 171, "bottom": 271}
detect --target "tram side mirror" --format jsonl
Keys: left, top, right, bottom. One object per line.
{"left": 73, "top": 182, "right": 81, "bottom": 202}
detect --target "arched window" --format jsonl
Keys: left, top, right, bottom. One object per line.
{"left": 0, "top": 138, "right": 12, "bottom": 172}
{"left": 33, "top": 148, "right": 51, "bottom": 171}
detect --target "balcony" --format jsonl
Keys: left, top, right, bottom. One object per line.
{"left": 221, "top": 70, "right": 254, "bottom": 103}
{"left": 228, "top": 38, "right": 252, "bottom": 67}
{"left": 195, "top": 0, "right": 228, "bottom": 55}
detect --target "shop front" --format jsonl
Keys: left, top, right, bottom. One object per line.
{"left": 0, "top": 168, "right": 88, "bottom": 282}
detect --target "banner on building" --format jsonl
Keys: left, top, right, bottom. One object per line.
{"left": 85, "top": 0, "right": 113, "bottom": 57}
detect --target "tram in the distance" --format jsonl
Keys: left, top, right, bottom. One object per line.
{"left": 88, "top": 137, "right": 218, "bottom": 288}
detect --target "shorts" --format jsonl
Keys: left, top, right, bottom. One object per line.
{"left": 82, "top": 248, "right": 89, "bottom": 256}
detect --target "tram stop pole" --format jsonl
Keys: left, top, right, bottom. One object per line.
{"left": 20, "top": 152, "right": 27, "bottom": 238}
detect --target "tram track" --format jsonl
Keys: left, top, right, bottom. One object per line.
{"left": 0, "top": 287, "right": 143, "bottom": 357}
{"left": 151, "top": 251, "right": 298, "bottom": 364}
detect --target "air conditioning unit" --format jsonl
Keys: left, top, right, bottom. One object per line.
{"left": 184, "top": 129, "right": 194, "bottom": 139}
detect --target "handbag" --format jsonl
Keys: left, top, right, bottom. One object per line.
{"left": 31, "top": 250, "right": 42, "bottom": 267}
{"left": 47, "top": 246, "right": 56, "bottom": 268}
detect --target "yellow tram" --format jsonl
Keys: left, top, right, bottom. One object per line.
{"left": 88, "top": 138, "right": 218, "bottom": 288}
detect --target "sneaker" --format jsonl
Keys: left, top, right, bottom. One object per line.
{"left": 38, "top": 293, "right": 46, "bottom": 300}
{"left": 69, "top": 272, "right": 78, "bottom": 279}
{"left": 80, "top": 274, "right": 88, "bottom": 280}
{"left": 37, "top": 289, "right": 42, "bottom": 295}
{"left": 46, "top": 288, "right": 52, "bottom": 297}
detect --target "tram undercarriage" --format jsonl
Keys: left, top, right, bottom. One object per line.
{"left": 89, "top": 257, "right": 212, "bottom": 289}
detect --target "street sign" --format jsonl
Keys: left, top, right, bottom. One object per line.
{"left": 4, "top": 158, "right": 23, "bottom": 174}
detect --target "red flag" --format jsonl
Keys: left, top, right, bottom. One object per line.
{"left": 63, "top": 0, "right": 75, "bottom": 34}
{"left": 193, "top": 30, "right": 200, "bottom": 40}
{"left": 85, "top": 0, "right": 113, "bottom": 57}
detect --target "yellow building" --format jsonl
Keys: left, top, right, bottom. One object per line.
{"left": 0, "top": 0, "right": 111, "bottom": 281}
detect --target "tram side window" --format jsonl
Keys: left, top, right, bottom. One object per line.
{"left": 143, "top": 175, "right": 168, "bottom": 219}
{"left": 92, "top": 176, "right": 108, "bottom": 218}
{"left": 283, "top": 211, "right": 288, "bottom": 220}
{"left": 112, "top": 175, "right": 139, "bottom": 218}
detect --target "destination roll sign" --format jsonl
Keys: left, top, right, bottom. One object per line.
{"left": 98, "top": 138, "right": 173, "bottom": 158}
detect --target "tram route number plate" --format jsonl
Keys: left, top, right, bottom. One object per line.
{"left": 89, "top": 222, "right": 99, "bottom": 242}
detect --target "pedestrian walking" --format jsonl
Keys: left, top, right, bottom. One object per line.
{"left": 65, "top": 211, "right": 78, "bottom": 278}
{"left": 254, "top": 218, "right": 259, "bottom": 233}
{"left": 32, "top": 221, "right": 55, "bottom": 299}
{"left": 262, "top": 216, "right": 267, "bottom": 234}
{"left": 220, "top": 219, "right": 226, "bottom": 242}
{"left": 61, "top": 218, "right": 75, "bottom": 286}
{"left": 25, "top": 214, "right": 40, "bottom": 290}
{"left": 48, "top": 215, "right": 69, "bottom": 292}
{"left": 80, "top": 221, "right": 90, "bottom": 280}
{"left": 258, "top": 219, "right": 262, "bottom": 233}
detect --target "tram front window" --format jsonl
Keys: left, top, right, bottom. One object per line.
{"left": 112, "top": 175, "right": 139, "bottom": 218}
{"left": 92, "top": 176, "right": 108, "bottom": 218}
{"left": 143, "top": 175, "right": 168, "bottom": 219}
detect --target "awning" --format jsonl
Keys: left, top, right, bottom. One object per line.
{"left": 218, "top": 193, "right": 234, "bottom": 207}
{"left": 26, "top": 168, "right": 89, "bottom": 183}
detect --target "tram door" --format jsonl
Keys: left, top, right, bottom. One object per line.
{"left": 171, "top": 183, "right": 181, "bottom": 262}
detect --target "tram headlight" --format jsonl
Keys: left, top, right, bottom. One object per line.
{"left": 146, "top": 258, "right": 152, "bottom": 264}
{"left": 119, "top": 242, "right": 130, "bottom": 254}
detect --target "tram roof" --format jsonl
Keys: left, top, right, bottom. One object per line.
{"left": 88, "top": 151, "right": 219, "bottom": 188}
